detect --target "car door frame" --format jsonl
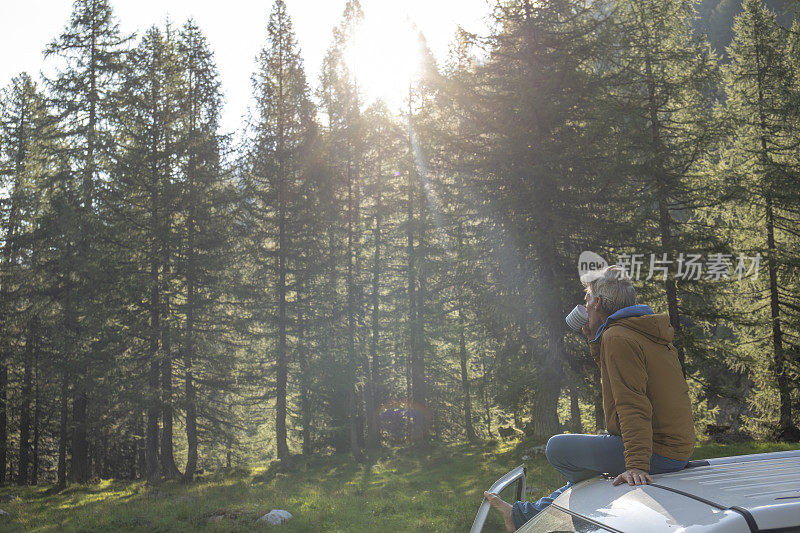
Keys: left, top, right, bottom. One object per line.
{"left": 470, "top": 464, "right": 527, "bottom": 533}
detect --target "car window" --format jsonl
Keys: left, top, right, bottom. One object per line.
{"left": 516, "top": 505, "right": 616, "bottom": 533}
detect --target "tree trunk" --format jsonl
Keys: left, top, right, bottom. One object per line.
{"left": 459, "top": 322, "right": 476, "bottom": 441}
{"left": 414, "top": 252, "right": 428, "bottom": 441}
{"left": 71, "top": 389, "right": 89, "bottom": 483}
{"left": 482, "top": 359, "right": 493, "bottom": 438}
{"left": 764, "top": 194, "right": 794, "bottom": 437}
{"left": 569, "top": 384, "right": 582, "bottom": 434}
{"left": 70, "top": 15, "right": 99, "bottom": 486}
{"left": 369, "top": 157, "right": 384, "bottom": 435}
{"left": 752, "top": 43, "right": 797, "bottom": 438}
{"left": 160, "top": 305, "right": 179, "bottom": 479}
{"left": 406, "top": 162, "right": 427, "bottom": 441}
{"left": 0, "top": 87, "right": 26, "bottom": 486}
{"left": 32, "top": 344, "right": 41, "bottom": 484}
{"left": 327, "top": 221, "right": 347, "bottom": 455}
{"left": 159, "top": 242, "right": 179, "bottom": 479}
{"left": 457, "top": 223, "right": 477, "bottom": 442}
{"left": 18, "top": 318, "right": 37, "bottom": 484}
{"left": 346, "top": 157, "right": 362, "bottom": 461}
{"left": 137, "top": 413, "right": 146, "bottom": 480}
{"left": 528, "top": 282, "right": 563, "bottom": 439}
{"left": 146, "top": 167, "right": 161, "bottom": 482}
{"left": 522, "top": 164, "right": 564, "bottom": 440}
{"left": 184, "top": 366, "right": 197, "bottom": 481}
{"left": 58, "top": 370, "right": 69, "bottom": 486}
{"left": 128, "top": 438, "right": 137, "bottom": 480}
{"left": 298, "top": 298, "right": 311, "bottom": 456}
{"left": 183, "top": 258, "right": 198, "bottom": 481}
{"left": 364, "top": 158, "right": 382, "bottom": 455}
{"left": 0, "top": 359, "right": 6, "bottom": 483}
{"left": 531, "top": 372, "right": 561, "bottom": 438}
{"left": 644, "top": 46, "right": 686, "bottom": 377}
{"left": 275, "top": 153, "right": 291, "bottom": 467}
{"left": 182, "top": 35, "right": 201, "bottom": 483}
{"left": 146, "top": 353, "right": 160, "bottom": 482}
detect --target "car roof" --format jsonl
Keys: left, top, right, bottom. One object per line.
{"left": 542, "top": 449, "right": 800, "bottom": 533}
{"left": 547, "top": 478, "right": 750, "bottom": 532}
{"left": 653, "top": 449, "right": 800, "bottom": 531}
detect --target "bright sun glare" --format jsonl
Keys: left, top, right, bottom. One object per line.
{"left": 344, "top": 6, "right": 423, "bottom": 111}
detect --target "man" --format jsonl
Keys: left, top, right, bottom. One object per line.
{"left": 485, "top": 265, "right": 695, "bottom": 532}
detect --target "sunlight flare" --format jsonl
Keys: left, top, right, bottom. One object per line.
{"left": 344, "top": 7, "right": 423, "bottom": 109}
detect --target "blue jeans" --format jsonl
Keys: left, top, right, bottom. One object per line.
{"left": 511, "top": 434, "right": 689, "bottom": 529}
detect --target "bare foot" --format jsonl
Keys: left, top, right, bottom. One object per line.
{"left": 484, "top": 491, "right": 516, "bottom": 532}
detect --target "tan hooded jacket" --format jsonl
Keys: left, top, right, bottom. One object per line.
{"left": 589, "top": 313, "right": 695, "bottom": 471}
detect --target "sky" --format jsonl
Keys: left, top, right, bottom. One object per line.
{"left": 0, "top": 0, "right": 493, "bottom": 136}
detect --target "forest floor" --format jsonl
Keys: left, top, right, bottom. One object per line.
{"left": 0, "top": 439, "right": 799, "bottom": 532}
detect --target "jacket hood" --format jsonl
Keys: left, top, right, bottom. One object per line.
{"left": 592, "top": 304, "right": 654, "bottom": 343}
{"left": 607, "top": 313, "right": 675, "bottom": 344}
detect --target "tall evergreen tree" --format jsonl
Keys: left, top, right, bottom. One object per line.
{"left": 713, "top": 0, "right": 800, "bottom": 440}
{"left": 114, "top": 23, "right": 183, "bottom": 481}
{"left": 175, "top": 18, "right": 228, "bottom": 481}
{"left": 0, "top": 73, "right": 56, "bottom": 484}
{"left": 316, "top": 0, "right": 366, "bottom": 459}
{"left": 243, "top": 0, "right": 316, "bottom": 466}
{"left": 360, "top": 102, "right": 405, "bottom": 452}
{"left": 598, "top": 0, "right": 725, "bottom": 380}
{"left": 43, "top": 0, "right": 132, "bottom": 483}
{"left": 451, "top": 0, "right": 612, "bottom": 439}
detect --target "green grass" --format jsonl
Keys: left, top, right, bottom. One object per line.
{"left": 0, "top": 439, "right": 798, "bottom": 532}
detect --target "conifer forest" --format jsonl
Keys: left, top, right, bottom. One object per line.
{"left": 1, "top": 0, "right": 800, "bottom": 487}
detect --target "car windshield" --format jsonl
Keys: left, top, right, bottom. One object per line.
{"left": 517, "top": 505, "right": 616, "bottom": 533}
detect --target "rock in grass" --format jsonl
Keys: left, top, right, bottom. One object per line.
{"left": 0, "top": 495, "right": 18, "bottom": 503}
{"left": 207, "top": 515, "right": 225, "bottom": 523}
{"left": 258, "top": 510, "right": 293, "bottom": 525}
{"left": 0, "top": 509, "right": 9, "bottom": 517}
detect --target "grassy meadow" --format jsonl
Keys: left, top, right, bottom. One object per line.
{"left": 0, "top": 439, "right": 798, "bottom": 532}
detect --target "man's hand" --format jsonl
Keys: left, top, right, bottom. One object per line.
{"left": 612, "top": 468, "right": 654, "bottom": 487}
{"left": 581, "top": 323, "right": 598, "bottom": 343}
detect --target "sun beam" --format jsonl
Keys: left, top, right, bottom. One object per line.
{"left": 344, "top": 7, "right": 423, "bottom": 111}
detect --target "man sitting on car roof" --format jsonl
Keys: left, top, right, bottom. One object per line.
{"left": 486, "top": 264, "right": 695, "bottom": 532}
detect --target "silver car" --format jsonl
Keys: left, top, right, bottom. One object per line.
{"left": 472, "top": 449, "right": 800, "bottom": 532}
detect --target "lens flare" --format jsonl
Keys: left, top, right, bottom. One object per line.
{"left": 378, "top": 400, "right": 432, "bottom": 442}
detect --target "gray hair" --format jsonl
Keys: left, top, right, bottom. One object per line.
{"left": 580, "top": 265, "right": 636, "bottom": 315}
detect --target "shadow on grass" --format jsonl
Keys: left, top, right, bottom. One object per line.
{"left": 10, "top": 438, "right": 796, "bottom": 532}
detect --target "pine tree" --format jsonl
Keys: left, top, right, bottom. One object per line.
{"left": 244, "top": 0, "right": 316, "bottom": 466}
{"left": 715, "top": 0, "right": 800, "bottom": 440}
{"left": 597, "top": 0, "right": 725, "bottom": 383}
{"left": 316, "top": 0, "right": 366, "bottom": 459}
{"left": 0, "top": 73, "right": 57, "bottom": 483}
{"left": 360, "top": 102, "right": 405, "bottom": 452}
{"left": 450, "top": 0, "right": 612, "bottom": 438}
{"left": 175, "top": 18, "right": 228, "bottom": 481}
{"left": 114, "top": 23, "right": 182, "bottom": 481}
{"left": 43, "top": 0, "right": 132, "bottom": 483}
{"left": 431, "top": 30, "right": 491, "bottom": 441}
